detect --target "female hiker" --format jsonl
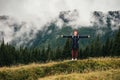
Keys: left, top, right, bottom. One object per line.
{"left": 61, "top": 29, "right": 90, "bottom": 60}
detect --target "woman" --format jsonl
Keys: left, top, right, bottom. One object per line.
{"left": 61, "top": 29, "right": 90, "bottom": 60}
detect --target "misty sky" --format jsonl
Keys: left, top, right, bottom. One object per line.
{"left": 0, "top": 0, "right": 120, "bottom": 25}
{"left": 0, "top": 0, "right": 120, "bottom": 44}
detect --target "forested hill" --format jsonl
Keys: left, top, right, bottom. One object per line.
{"left": 0, "top": 10, "right": 120, "bottom": 67}
{"left": 0, "top": 28, "right": 120, "bottom": 67}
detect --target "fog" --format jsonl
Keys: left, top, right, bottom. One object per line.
{"left": 0, "top": 0, "right": 120, "bottom": 26}
{"left": 0, "top": 0, "right": 120, "bottom": 44}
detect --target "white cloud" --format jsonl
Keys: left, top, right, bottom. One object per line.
{"left": 0, "top": 0, "right": 120, "bottom": 44}
{"left": 0, "top": 0, "right": 120, "bottom": 26}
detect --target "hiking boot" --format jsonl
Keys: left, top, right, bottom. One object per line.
{"left": 75, "top": 58, "right": 77, "bottom": 60}
{"left": 72, "top": 58, "right": 74, "bottom": 60}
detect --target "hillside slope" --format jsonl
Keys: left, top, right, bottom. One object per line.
{"left": 39, "top": 69, "right": 120, "bottom": 80}
{"left": 0, "top": 57, "right": 120, "bottom": 80}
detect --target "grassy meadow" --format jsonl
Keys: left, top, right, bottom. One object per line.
{"left": 0, "top": 57, "right": 120, "bottom": 80}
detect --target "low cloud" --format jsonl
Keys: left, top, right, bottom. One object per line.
{"left": 0, "top": 0, "right": 120, "bottom": 44}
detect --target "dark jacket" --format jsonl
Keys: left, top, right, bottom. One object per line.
{"left": 63, "top": 35, "right": 89, "bottom": 50}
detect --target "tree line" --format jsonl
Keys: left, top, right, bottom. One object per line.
{"left": 0, "top": 28, "right": 120, "bottom": 67}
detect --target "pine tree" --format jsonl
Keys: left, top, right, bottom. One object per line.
{"left": 83, "top": 45, "right": 90, "bottom": 58}
{"left": 103, "top": 37, "right": 111, "bottom": 56}
{"left": 55, "top": 46, "right": 62, "bottom": 60}
{"left": 41, "top": 47, "right": 47, "bottom": 62}
{"left": 112, "top": 28, "right": 120, "bottom": 56}
{"left": 0, "top": 39, "right": 5, "bottom": 66}
{"left": 89, "top": 41, "right": 95, "bottom": 57}
{"left": 89, "top": 36, "right": 102, "bottom": 57}
{"left": 79, "top": 48, "right": 83, "bottom": 59}
{"left": 46, "top": 44, "right": 52, "bottom": 61}
{"left": 63, "top": 38, "right": 72, "bottom": 59}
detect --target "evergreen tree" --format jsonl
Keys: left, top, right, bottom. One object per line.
{"left": 89, "top": 41, "right": 95, "bottom": 57}
{"left": 103, "top": 37, "right": 113, "bottom": 56}
{"left": 41, "top": 47, "right": 47, "bottom": 62}
{"left": 83, "top": 45, "right": 90, "bottom": 58}
{"left": 112, "top": 28, "right": 120, "bottom": 55}
{"left": 46, "top": 44, "right": 52, "bottom": 61}
{"left": 55, "top": 46, "right": 62, "bottom": 60}
{"left": 94, "top": 36, "right": 102, "bottom": 57}
{"left": 79, "top": 48, "right": 83, "bottom": 59}
{"left": 63, "top": 38, "right": 72, "bottom": 59}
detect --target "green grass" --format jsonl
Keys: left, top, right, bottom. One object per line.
{"left": 0, "top": 57, "right": 120, "bottom": 80}
{"left": 39, "top": 69, "right": 120, "bottom": 80}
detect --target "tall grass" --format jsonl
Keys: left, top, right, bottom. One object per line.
{"left": 39, "top": 69, "right": 120, "bottom": 80}
{"left": 0, "top": 57, "right": 120, "bottom": 80}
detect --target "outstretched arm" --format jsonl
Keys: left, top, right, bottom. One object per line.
{"left": 61, "top": 35, "right": 72, "bottom": 38}
{"left": 79, "top": 35, "right": 90, "bottom": 38}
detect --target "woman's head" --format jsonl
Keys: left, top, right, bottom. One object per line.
{"left": 73, "top": 29, "right": 78, "bottom": 36}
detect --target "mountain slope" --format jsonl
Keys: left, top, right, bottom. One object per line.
{"left": 0, "top": 10, "right": 120, "bottom": 48}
